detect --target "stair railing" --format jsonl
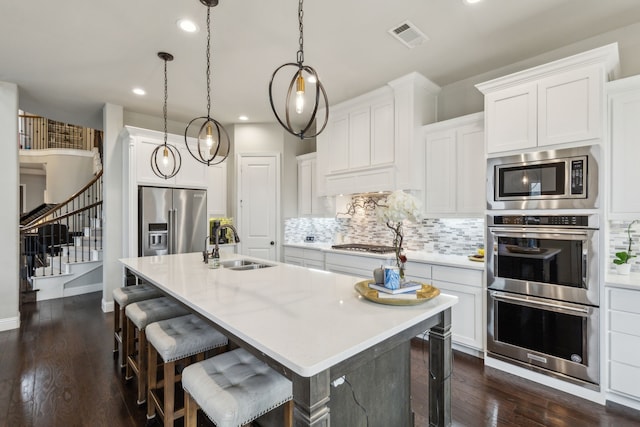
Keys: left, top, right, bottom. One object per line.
{"left": 20, "top": 170, "right": 103, "bottom": 287}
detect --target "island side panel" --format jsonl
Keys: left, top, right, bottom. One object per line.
{"left": 429, "top": 308, "right": 452, "bottom": 427}
{"left": 328, "top": 340, "right": 412, "bottom": 426}
{"left": 292, "top": 370, "right": 331, "bottom": 427}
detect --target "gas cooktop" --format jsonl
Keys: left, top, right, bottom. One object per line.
{"left": 330, "top": 243, "right": 396, "bottom": 254}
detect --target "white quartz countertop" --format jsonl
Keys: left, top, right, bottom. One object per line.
{"left": 283, "top": 243, "right": 485, "bottom": 270}
{"left": 605, "top": 271, "right": 640, "bottom": 290}
{"left": 120, "top": 252, "right": 457, "bottom": 377}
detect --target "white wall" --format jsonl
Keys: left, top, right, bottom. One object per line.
{"left": 0, "top": 81, "right": 20, "bottom": 331}
{"left": 437, "top": 22, "right": 640, "bottom": 121}
{"left": 20, "top": 173, "right": 45, "bottom": 212}
{"left": 20, "top": 150, "right": 94, "bottom": 204}
{"left": 101, "top": 103, "right": 124, "bottom": 312}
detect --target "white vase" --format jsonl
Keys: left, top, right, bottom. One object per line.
{"left": 616, "top": 263, "right": 631, "bottom": 275}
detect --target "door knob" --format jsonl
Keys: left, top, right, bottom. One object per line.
{"left": 270, "top": 241, "right": 275, "bottom": 245}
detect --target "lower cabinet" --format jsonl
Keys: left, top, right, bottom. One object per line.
{"left": 324, "top": 252, "right": 386, "bottom": 279}
{"left": 407, "top": 262, "right": 484, "bottom": 353}
{"left": 607, "top": 286, "right": 640, "bottom": 408}
{"left": 283, "top": 246, "right": 325, "bottom": 270}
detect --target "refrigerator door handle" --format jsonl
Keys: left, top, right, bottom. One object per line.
{"left": 172, "top": 208, "right": 178, "bottom": 254}
{"left": 168, "top": 209, "right": 174, "bottom": 254}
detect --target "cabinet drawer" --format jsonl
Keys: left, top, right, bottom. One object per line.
{"left": 610, "top": 331, "right": 640, "bottom": 367}
{"left": 304, "top": 249, "right": 324, "bottom": 262}
{"left": 609, "top": 288, "right": 640, "bottom": 314}
{"left": 610, "top": 310, "right": 640, "bottom": 337}
{"left": 284, "top": 247, "right": 305, "bottom": 258}
{"left": 610, "top": 361, "right": 640, "bottom": 398}
{"left": 405, "top": 262, "right": 432, "bottom": 281}
{"left": 432, "top": 265, "right": 482, "bottom": 287}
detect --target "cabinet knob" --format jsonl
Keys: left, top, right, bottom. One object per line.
{"left": 270, "top": 241, "right": 275, "bottom": 246}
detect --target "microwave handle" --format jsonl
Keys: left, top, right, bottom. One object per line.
{"left": 491, "top": 291, "right": 590, "bottom": 316}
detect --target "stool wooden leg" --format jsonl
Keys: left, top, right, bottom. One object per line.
{"left": 184, "top": 391, "right": 198, "bottom": 427}
{"left": 164, "top": 360, "right": 176, "bottom": 427}
{"left": 137, "top": 329, "right": 147, "bottom": 405}
{"left": 125, "top": 317, "right": 134, "bottom": 380}
{"left": 147, "top": 343, "right": 158, "bottom": 420}
{"left": 284, "top": 400, "right": 293, "bottom": 427}
{"left": 120, "top": 306, "right": 128, "bottom": 368}
{"left": 113, "top": 302, "right": 120, "bottom": 357}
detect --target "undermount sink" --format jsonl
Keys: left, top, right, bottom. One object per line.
{"left": 220, "top": 259, "right": 274, "bottom": 271}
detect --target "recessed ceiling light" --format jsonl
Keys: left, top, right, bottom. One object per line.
{"left": 132, "top": 87, "right": 146, "bottom": 96}
{"left": 464, "top": 0, "right": 483, "bottom": 4}
{"left": 238, "top": 115, "right": 249, "bottom": 121}
{"left": 177, "top": 19, "right": 198, "bottom": 33}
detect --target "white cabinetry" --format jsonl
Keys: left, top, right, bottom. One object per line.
{"left": 607, "top": 285, "right": 640, "bottom": 410}
{"left": 283, "top": 246, "right": 325, "bottom": 270}
{"left": 131, "top": 128, "right": 208, "bottom": 188}
{"left": 316, "top": 72, "right": 439, "bottom": 196}
{"left": 324, "top": 252, "right": 389, "bottom": 278}
{"left": 607, "top": 75, "right": 640, "bottom": 218}
{"left": 422, "top": 113, "right": 484, "bottom": 216}
{"left": 207, "top": 162, "right": 227, "bottom": 217}
{"left": 477, "top": 44, "right": 619, "bottom": 155}
{"left": 405, "top": 261, "right": 484, "bottom": 353}
{"left": 296, "top": 153, "right": 324, "bottom": 217}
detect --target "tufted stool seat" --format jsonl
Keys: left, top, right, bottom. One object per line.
{"left": 112, "top": 283, "right": 161, "bottom": 367}
{"left": 182, "top": 347, "right": 293, "bottom": 427}
{"left": 146, "top": 314, "right": 229, "bottom": 426}
{"left": 125, "top": 296, "right": 190, "bottom": 404}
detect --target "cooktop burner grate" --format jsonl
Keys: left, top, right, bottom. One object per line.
{"left": 331, "top": 243, "right": 396, "bottom": 254}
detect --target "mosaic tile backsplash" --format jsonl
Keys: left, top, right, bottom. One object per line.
{"left": 609, "top": 220, "right": 640, "bottom": 273}
{"left": 284, "top": 211, "right": 485, "bottom": 256}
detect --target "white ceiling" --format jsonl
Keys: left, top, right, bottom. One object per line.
{"left": 2, "top": 0, "right": 640, "bottom": 129}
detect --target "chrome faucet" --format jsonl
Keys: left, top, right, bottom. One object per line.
{"left": 211, "top": 221, "right": 240, "bottom": 260}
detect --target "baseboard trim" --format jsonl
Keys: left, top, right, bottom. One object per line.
{"left": 102, "top": 299, "right": 114, "bottom": 313}
{"left": 0, "top": 316, "right": 20, "bottom": 332}
{"left": 63, "top": 282, "right": 102, "bottom": 298}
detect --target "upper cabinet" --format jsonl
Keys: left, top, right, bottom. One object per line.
{"left": 423, "top": 113, "right": 485, "bottom": 217}
{"left": 297, "top": 153, "right": 327, "bottom": 217}
{"left": 477, "top": 43, "right": 620, "bottom": 156}
{"left": 316, "top": 72, "right": 440, "bottom": 196}
{"left": 607, "top": 75, "right": 640, "bottom": 218}
{"left": 124, "top": 126, "right": 208, "bottom": 189}
{"left": 207, "top": 162, "right": 227, "bottom": 218}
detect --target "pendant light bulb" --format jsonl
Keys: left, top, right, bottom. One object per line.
{"left": 295, "top": 72, "right": 305, "bottom": 114}
{"left": 162, "top": 147, "right": 169, "bottom": 166}
{"left": 205, "top": 122, "right": 214, "bottom": 148}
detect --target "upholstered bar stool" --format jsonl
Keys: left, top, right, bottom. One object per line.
{"left": 112, "top": 283, "right": 161, "bottom": 367}
{"left": 182, "top": 347, "right": 293, "bottom": 427}
{"left": 146, "top": 314, "right": 229, "bottom": 426}
{"left": 125, "top": 297, "right": 189, "bottom": 405}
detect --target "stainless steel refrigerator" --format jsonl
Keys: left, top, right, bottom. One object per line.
{"left": 138, "top": 186, "right": 207, "bottom": 256}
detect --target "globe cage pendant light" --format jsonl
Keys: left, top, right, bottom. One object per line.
{"left": 184, "top": 0, "right": 230, "bottom": 166}
{"left": 151, "top": 52, "right": 182, "bottom": 179}
{"left": 268, "top": 0, "right": 329, "bottom": 140}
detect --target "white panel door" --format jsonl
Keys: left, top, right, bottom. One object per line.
{"left": 370, "top": 99, "right": 395, "bottom": 166}
{"left": 425, "top": 129, "right": 456, "bottom": 214}
{"left": 348, "top": 106, "right": 371, "bottom": 169}
{"left": 456, "top": 122, "right": 485, "bottom": 214}
{"left": 328, "top": 114, "right": 349, "bottom": 173}
{"left": 238, "top": 155, "right": 278, "bottom": 261}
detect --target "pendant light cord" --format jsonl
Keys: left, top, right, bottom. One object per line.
{"left": 163, "top": 57, "right": 168, "bottom": 146}
{"left": 206, "top": 6, "right": 212, "bottom": 118}
{"left": 297, "top": 0, "right": 304, "bottom": 64}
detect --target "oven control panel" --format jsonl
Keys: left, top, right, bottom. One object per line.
{"left": 492, "top": 215, "right": 590, "bottom": 227}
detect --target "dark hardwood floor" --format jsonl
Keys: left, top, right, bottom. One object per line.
{"left": 1, "top": 292, "right": 639, "bottom": 427}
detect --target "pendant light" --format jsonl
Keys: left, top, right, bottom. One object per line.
{"left": 268, "top": 0, "right": 329, "bottom": 140}
{"left": 184, "top": 0, "right": 230, "bottom": 166}
{"left": 151, "top": 52, "right": 182, "bottom": 179}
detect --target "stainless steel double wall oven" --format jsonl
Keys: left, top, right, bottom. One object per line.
{"left": 486, "top": 146, "right": 601, "bottom": 388}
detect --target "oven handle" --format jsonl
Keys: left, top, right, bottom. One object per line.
{"left": 489, "top": 227, "right": 591, "bottom": 239}
{"left": 490, "top": 291, "right": 590, "bottom": 316}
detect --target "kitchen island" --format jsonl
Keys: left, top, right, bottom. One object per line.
{"left": 120, "top": 252, "right": 457, "bottom": 426}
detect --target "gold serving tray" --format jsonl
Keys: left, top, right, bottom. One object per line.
{"left": 354, "top": 280, "right": 440, "bottom": 306}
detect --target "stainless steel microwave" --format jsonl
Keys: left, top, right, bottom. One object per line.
{"left": 487, "top": 146, "right": 599, "bottom": 210}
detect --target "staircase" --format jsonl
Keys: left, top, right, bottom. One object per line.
{"left": 20, "top": 170, "right": 103, "bottom": 303}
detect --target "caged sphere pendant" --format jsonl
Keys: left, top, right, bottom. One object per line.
{"left": 151, "top": 51, "right": 182, "bottom": 179}
{"left": 184, "top": 0, "right": 230, "bottom": 166}
{"left": 268, "top": 0, "right": 328, "bottom": 140}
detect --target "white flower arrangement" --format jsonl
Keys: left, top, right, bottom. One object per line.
{"left": 376, "top": 190, "right": 422, "bottom": 224}
{"left": 376, "top": 191, "right": 423, "bottom": 276}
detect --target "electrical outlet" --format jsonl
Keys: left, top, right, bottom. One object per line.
{"left": 305, "top": 235, "right": 315, "bottom": 242}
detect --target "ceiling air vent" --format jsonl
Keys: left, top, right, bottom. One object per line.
{"left": 388, "top": 20, "right": 429, "bottom": 49}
